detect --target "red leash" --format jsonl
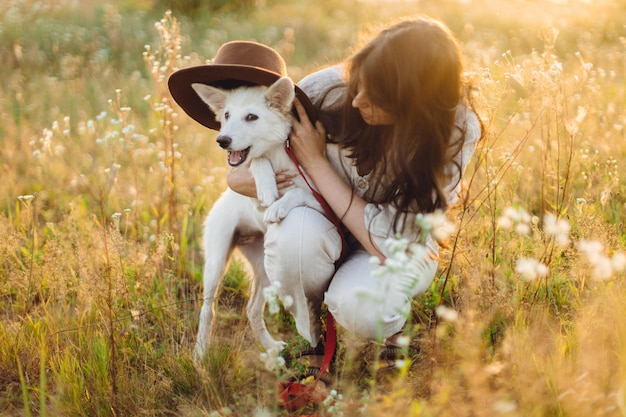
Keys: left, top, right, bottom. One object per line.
{"left": 277, "top": 312, "right": 336, "bottom": 412}
{"left": 277, "top": 144, "right": 348, "bottom": 413}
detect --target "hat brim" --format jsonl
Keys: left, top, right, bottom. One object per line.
{"left": 168, "top": 65, "right": 317, "bottom": 131}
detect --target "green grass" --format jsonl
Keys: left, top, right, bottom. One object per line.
{"left": 1, "top": 0, "right": 626, "bottom": 415}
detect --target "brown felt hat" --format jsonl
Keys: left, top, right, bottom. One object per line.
{"left": 168, "top": 40, "right": 316, "bottom": 131}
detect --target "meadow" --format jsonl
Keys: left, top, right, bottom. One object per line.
{"left": 1, "top": 0, "right": 625, "bottom": 415}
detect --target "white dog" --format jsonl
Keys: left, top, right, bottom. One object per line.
{"left": 190, "top": 77, "right": 323, "bottom": 361}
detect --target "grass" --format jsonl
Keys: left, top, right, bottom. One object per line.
{"left": 1, "top": 0, "right": 626, "bottom": 415}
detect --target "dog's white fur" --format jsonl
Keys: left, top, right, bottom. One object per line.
{"left": 191, "top": 77, "right": 322, "bottom": 361}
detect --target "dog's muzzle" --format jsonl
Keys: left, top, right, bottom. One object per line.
{"left": 216, "top": 134, "right": 251, "bottom": 167}
{"left": 227, "top": 148, "right": 250, "bottom": 166}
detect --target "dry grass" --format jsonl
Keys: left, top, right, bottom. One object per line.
{"left": 1, "top": 0, "right": 625, "bottom": 415}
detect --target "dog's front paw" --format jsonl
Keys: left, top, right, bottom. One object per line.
{"left": 264, "top": 200, "right": 289, "bottom": 223}
{"left": 257, "top": 187, "right": 279, "bottom": 208}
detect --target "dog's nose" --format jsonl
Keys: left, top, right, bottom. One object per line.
{"left": 216, "top": 135, "right": 232, "bottom": 149}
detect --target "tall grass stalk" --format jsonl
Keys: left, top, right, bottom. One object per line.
{"left": 39, "top": 343, "right": 47, "bottom": 417}
{"left": 98, "top": 197, "right": 118, "bottom": 407}
{"left": 17, "top": 356, "right": 33, "bottom": 417}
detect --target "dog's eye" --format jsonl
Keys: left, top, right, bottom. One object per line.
{"left": 246, "top": 114, "right": 258, "bottom": 122}
{"left": 224, "top": 112, "right": 230, "bottom": 120}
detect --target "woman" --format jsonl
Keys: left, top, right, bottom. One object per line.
{"left": 229, "top": 16, "right": 482, "bottom": 380}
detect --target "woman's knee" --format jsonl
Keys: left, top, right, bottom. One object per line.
{"left": 327, "top": 289, "right": 408, "bottom": 340}
{"left": 324, "top": 251, "right": 415, "bottom": 341}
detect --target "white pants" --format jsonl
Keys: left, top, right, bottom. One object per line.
{"left": 264, "top": 207, "right": 438, "bottom": 346}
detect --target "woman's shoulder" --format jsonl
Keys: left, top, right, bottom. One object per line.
{"left": 298, "top": 65, "right": 345, "bottom": 89}
{"left": 455, "top": 102, "right": 482, "bottom": 146}
{"left": 297, "top": 65, "right": 346, "bottom": 107}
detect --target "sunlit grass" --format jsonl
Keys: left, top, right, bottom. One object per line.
{"left": 1, "top": 0, "right": 625, "bottom": 415}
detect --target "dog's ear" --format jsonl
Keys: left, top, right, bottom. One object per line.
{"left": 191, "top": 83, "right": 228, "bottom": 115}
{"left": 265, "top": 77, "right": 295, "bottom": 114}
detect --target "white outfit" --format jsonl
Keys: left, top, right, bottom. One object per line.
{"left": 264, "top": 66, "right": 481, "bottom": 345}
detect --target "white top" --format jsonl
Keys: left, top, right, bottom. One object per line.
{"left": 298, "top": 66, "right": 481, "bottom": 256}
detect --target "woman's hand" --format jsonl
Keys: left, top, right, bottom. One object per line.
{"left": 227, "top": 166, "right": 295, "bottom": 198}
{"left": 289, "top": 98, "right": 328, "bottom": 171}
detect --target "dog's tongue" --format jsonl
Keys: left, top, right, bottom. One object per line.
{"left": 228, "top": 150, "right": 246, "bottom": 166}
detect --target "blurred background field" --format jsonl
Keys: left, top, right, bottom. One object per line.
{"left": 1, "top": 0, "right": 626, "bottom": 415}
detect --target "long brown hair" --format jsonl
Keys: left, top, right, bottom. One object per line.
{"left": 319, "top": 17, "right": 474, "bottom": 233}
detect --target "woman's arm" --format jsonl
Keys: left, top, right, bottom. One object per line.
{"left": 227, "top": 167, "right": 296, "bottom": 198}
{"left": 290, "top": 99, "right": 385, "bottom": 262}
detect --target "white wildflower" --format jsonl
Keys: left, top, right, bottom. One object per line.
{"left": 372, "top": 236, "right": 408, "bottom": 276}
{"left": 498, "top": 206, "right": 532, "bottom": 235}
{"left": 374, "top": 239, "right": 430, "bottom": 293}
{"left": 323, "top": 389, "right": 346, "bottom": 415}
{"left": 259, "top": 346, "right": 285, "bottom": 372}
{"left": 369, "top": 256, "right": 382, "bottom": 268}
{"left": 592, "top": 257, "right": 613, "bottom": 281}
{"left": 504, "top": 206, "right": 527, "bottom": 223}
{"left": 543, "top": 213, "right": 570, "bottom": 246}
{"left": 262, "top": 281, "right": 282, "bottom": 315}
{"left": 385, "top": 235, "right": 409, "bottom": 255}
{"left": 515, "top": 257, "right": 549, "bottom": 281}
{"left": 515, "top": 222, "right": 531, "bottom": 235}
{"left": 549, "top": 61, "right": 563, "bottom": 78}
{"left": 323, "top": 390, "right": 340, "bottom": 406}
{"left": 394, "top": 359, "right": 407, "bottom": 369}
{"left": 382, "top": 251, "right": 410, "bottom": 274}
{"left": 497, "top": 215, "right": 513, "bottom": 229}
{"left": 394, "top": 335, "right": 410, "bottom": 347}
{"left": 370, "top": 237, "right": 432, "bottom": 306}
{"left": 579, "top": 240, "right": 623, "bottom": 280}
{"left": 578, "top": 240, "right": 604, "bottom": 264}
{"left": 435, "top": 305, "right": 459, "bottom": 322}
{"left": 415, "top": 210, "right": 456, "bottom": 243}
{"left": 611, "top": 252, "right": 626, "bottom": 273}
{"left": 282, "top": 295, "right": 294, "bottom": 308}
